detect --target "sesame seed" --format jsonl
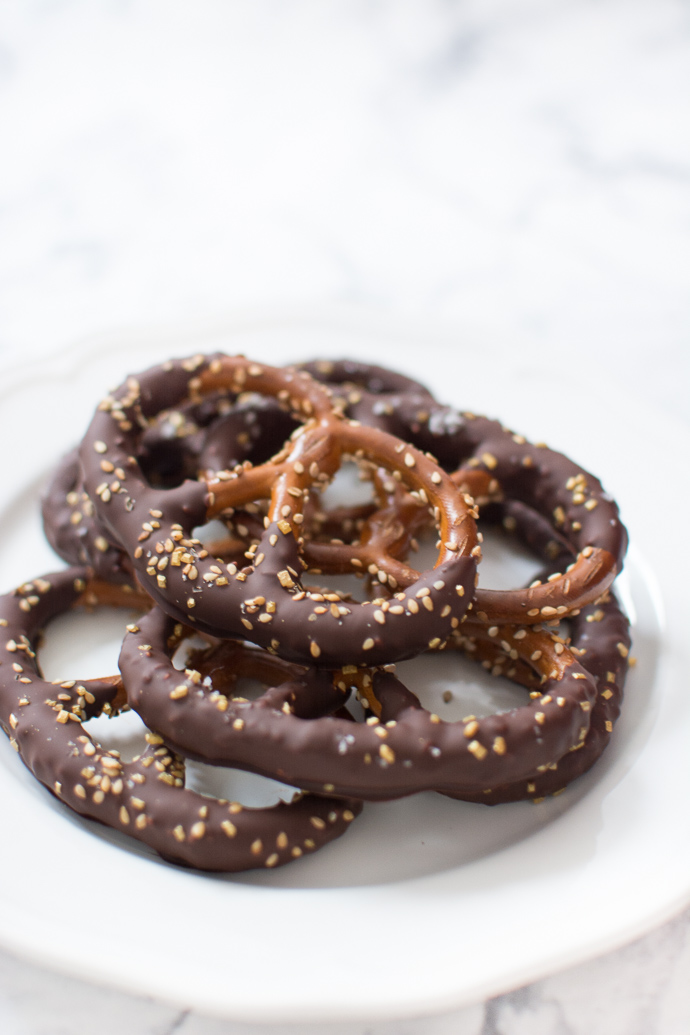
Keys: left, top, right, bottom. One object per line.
{"left": 362, "top": 638, "right": 375, "bottom": 650}
{"left": 379, "top": 744, "right": 395, "bottom": 763}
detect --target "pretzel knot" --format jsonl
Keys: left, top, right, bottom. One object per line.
{"left": 303, "top": 360, "right": 628, "bottom": 623}
{"left": 79, "top": 355, "right": 479, "bottom": 667}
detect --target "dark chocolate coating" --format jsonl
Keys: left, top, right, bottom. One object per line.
{"left": 303, "top": 359, "right": 628, "bottom": 622}
{"left": 197, "top": 396, "right": 298, "bottom": 475}
{"left": 447, "top": 593, "right": 630, "bottom": 803}
{"left": 79, "top": 355, "right": 478, "bottom": 668}
{"left": 299, "top": 359, "right": 437, "bottom": 440}
{"left": 120, "top": 602, "right": 597, "bottom": 800}
{"left": 43, "top": 396, "right": 297, "bottom": 578}
{"left": 0, "top": 568, "right": 361, "bottom": 872}
{"left": 41, "top": 450, "right": 133, "bottom": 584}
{"left": 440, "top": 497, "right": 630, "bottom": 803}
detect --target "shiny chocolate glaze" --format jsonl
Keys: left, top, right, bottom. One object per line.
{"left": 120, "top": 600, "right": 597, "bottom": 800}
{"left": 303, "top": 359, "right": 628, "bottom": 623}
{"left": 0, "top": 568, "right": 361, "bottom": 871}
{"left": 78, "top": 355, "right": 478, "bottom": 668}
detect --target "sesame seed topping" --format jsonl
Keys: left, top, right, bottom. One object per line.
{"left": 379, "top": 744, "right": 395, "bottom": 763}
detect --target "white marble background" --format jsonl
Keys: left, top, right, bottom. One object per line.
{"left": 0, "top": 1, "right": 688, "bottom": 1032}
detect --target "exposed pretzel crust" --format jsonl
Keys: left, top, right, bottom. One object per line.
{"left": 302, "top": 360, "right": 627, "bottom": 624}
{"left": 79, "top": 355, "right": 479, "bottom": 667}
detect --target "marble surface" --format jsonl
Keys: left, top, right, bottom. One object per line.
{"left": 0, "top": 1, "right": 688, "bottom": 1032}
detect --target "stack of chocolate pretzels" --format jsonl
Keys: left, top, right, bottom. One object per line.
{"left": 0, "top": 355, "right": 630, "bottom": 872}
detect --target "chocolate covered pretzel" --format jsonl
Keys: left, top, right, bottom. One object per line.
{"left": 79, "top": 355, "right": 479, "bottom": 667}
{"left": 303, "top": 359, "right": 628, "bottom": 623}
{"left": 0, "top": 568, "right": 361, "bottom": 871}
{"left": 447, "top": 592, "right": 630, "bottom": 803}
{"left": 120, "top": 600, "right": 597, "bottom": 800}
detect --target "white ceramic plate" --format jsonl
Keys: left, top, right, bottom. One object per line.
{"left": 0, "top": 313, "right": 687, "bottom": 1024}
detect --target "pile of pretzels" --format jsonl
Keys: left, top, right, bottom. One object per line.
{"left": 0, "top": 354, "right": 631, "bottom": 872}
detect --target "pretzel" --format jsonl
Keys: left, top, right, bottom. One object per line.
{"left": 304, "top": 360, "right": 627, "bottom": 622}
{"left": 0, "top": 568, "right": 361, "bottom": 871}
{"left": 445, "top": 592, "right": 630, "bottom": 803}
{"left": 42, "top": 449, "right": 134, "bottom": 583}
{"left": 120, "top": 597, "right": 597, "bottom": 800}
{"left": 79, "top": 355, "right": 479, "bottom": 667}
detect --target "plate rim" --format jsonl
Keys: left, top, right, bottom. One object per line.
{"left": 0, "top": 309, "right": 688, "bottom": 1023}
